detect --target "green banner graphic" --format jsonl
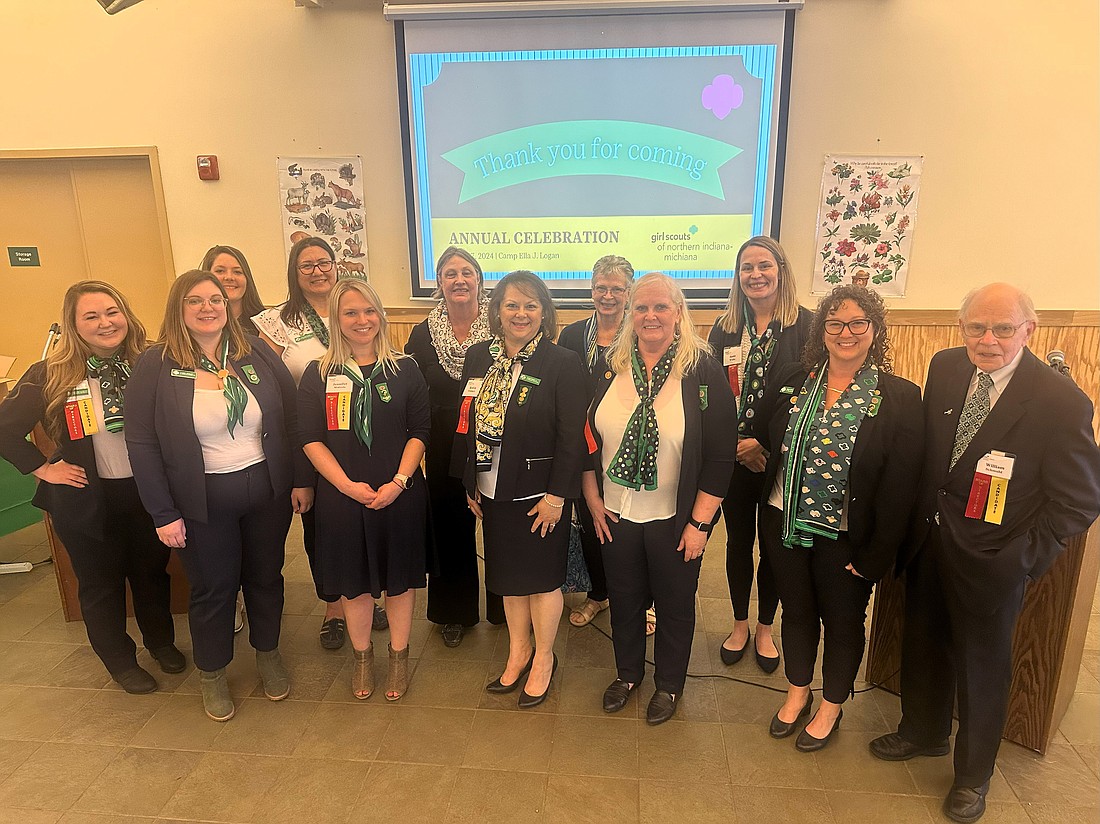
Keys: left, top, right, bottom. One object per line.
{"left": 442, "top": 120, "right": 742, "bottom": 202}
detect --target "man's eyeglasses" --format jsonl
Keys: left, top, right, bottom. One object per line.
{"left": 960, "top": 322, "right": 1027, "bottom": 339}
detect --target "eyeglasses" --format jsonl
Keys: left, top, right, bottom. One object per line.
{"left": 593, "top": 286, "right": 628, "bottom": 297}
{"left": 183, "top": 296, "right": 226, "bottom": 309}
{"left": 824, "top": 318, "right": 871, "bottom": 335}
{"left": 960, "top": 321, "right": 1027, "bottom": 339}
{"left": 298, "top": 259, "right": 335, "bottom": 275}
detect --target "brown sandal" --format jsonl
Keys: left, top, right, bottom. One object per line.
{"left": 386, "top": 643, "right": 410, "bottom": 701}
{"left": 352, "top": 644, "right": 374, "bottom": 700}
{"left": 569, "top": 598, "right": 609, "bottom": 627}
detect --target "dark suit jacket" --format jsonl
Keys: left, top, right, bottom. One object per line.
{"left": 451, "top": 337, "right": 588, "bottom": 501}
{"left": 903, "top": 347, "right": 1100, "bottom": 613}
{"left": 0, "top": 361, "right": 115, "bottom": 539}
{"left": 755, "top": 362, "right": 925, "bottom": 582}
{"left": 586, "top": 353, "right": 737, "bottom": 537}
{"left": 707, "top": 306, "right": 814, "bottom": 396}
{"left": 125, "top": 342, "right": 312, "bottom": 527}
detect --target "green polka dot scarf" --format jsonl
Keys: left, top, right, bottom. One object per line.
{"left": 738, "top": 305, "right": 780, "bottom": 437}
{"left": 86, "top": 354, "right": 131, "bottom": 433}
{"left": 606, "top": 340, "right": 677, "bottom": 492}
{"left": 779, "top": 362, "right": 879, "bottom": 548}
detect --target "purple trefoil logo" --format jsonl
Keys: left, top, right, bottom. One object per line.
{"left": 701, "top": 75, "right": 744, "bottom": 120}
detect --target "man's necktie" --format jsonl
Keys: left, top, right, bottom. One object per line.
{"left": 950, "top": 371, "right": 994, "bottom": 469}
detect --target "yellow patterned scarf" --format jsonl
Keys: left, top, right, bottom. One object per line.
{"left": 473, "top": 333, "right": 542, "bottom": 471}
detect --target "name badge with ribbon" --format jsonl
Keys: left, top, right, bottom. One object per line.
{"left": 456, "top": 378, "right": 483, "bottom": 435}
{"left": 965, "top": 450, "right": 1015, "bottom": 525}
{"left": 325, "top": 375, "right": 353, "bottom": 430}
{"left": 64, "top": 380, "right": 98, "bottom": 440}
{"left": 723, "top": 347, "right": 742, "bottom": 395}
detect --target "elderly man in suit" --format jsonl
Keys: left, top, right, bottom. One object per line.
{"left": 869, "top": 283, "right": 1100, "bottom": 823}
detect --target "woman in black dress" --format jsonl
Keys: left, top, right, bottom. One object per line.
{"left": 405, "top": 246, "right": 501, "bottom": 648}
{"left": 299, "top": 278, "right": 430, "bottom": 701}
{"left": 708, "top": 236, "right": 812, "bottom": 671}
{"left": 453, "top": 271, "right": 587, "bottom": 708}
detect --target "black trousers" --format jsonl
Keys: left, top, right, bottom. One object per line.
{"left": 721, "top": 462, "right": 778, "bottom": 624}
{"left": 178, "top": 462, "right": 292, "bottom": 671}
{"left": 51, "top": 477, "right": 174, "bottom": 676}
{"left": 603, "top": 516, "right": 701, "bottom": 694}
{"left": 760, "top": 506, "right": 874, "bottom": 704}
{"left": 425, "top": 474, "right": 504, "bottom": 626}
{"left": 897, "top": 528, "right": 1026, "bottom": 788}
{"left": 573, "top": 498, "right": 608, "bottom": 602}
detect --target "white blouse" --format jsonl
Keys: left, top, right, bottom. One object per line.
{"left": 87, "top": 378, "right": 132, "bottom": 480}
{"left": 595, "top": 371, "right": 685, "bottom": 524}
{"left": 192, "top": 386, "right": 265, "bottom": 474}
{"left": 252, "top": 304, "right": 328, "bottom": 386}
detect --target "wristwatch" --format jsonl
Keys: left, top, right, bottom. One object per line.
{"left": 688, "top": 517, "right": 713, "bottom": 534}
{"left": 393, "top": 473, "right": 411, "bottom": 490}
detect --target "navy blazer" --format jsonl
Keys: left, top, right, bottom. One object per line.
{"left": 0, "top": 361, "right": 117, "bottom": 539}
{"left": 755, "top": 362, "right": 925, "bottom": 582}
{"left": 586, "top": 353, "right": 737, "bottom": 536}
{"left": 451, "top": 337, "right": 588, "bottom": 501}
{"left": 125, "top": 342, "right": 312, "bottom": 527}
{"left": 904, "top": 347, "right": 1100, "bottom": 613}
{"left": 707, "top": 306, "right": 814, "bottom": 401}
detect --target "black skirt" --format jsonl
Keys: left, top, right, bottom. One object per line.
{"left": 481, "top": 496, "right": 571, "bottom": 596}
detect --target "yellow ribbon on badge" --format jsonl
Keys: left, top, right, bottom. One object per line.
{"left": 76, "top": 397, "right": 99, "bottom": 435}
{"left": 984, "top": 476, "right": 1008, "bottom": 525}
{"left": 326, "top": 390, "right": 352, "bottom": 430}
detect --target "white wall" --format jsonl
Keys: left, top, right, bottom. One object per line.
{"left": 2, "top": 0, "right": 1097, "bottom": 310}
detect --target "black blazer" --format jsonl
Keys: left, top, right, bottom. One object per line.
{"left": 708, "top": 305, "right": 814, "bottom": 402}
{"left": 903, "top": 347, "right": 1100, "bottom": 612}
{"left": 125, "top": 342, "right": 312, "bottom": 527}
{"left": 0, "top": 361, "right": 117, "bottom": 539}
{"left": 451, "top": 337, "right": 588, "bottom": 501}
{"left": 755, "top": 362, "right": 924, "bottom": 582}
{"left": 586, "top": 353, "right": 737, "bottom": 536}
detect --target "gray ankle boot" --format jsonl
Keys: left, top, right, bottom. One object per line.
{"left": 256, "top": 648, "right": 290, "bottom": 700}
{"left": 199, "top": 668, "right": 235, "bottom": 722}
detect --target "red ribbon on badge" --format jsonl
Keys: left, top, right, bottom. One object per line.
{"left": 456, "top": 396, "right": 472, "bottom": 434}
{"left": 965, "top": 472, "right": 992, "bottom": 519}
{"left": 584, "top": 418, "right": 598, "bottom": 455}
{"left": 64, "top": 401, "right": 86, "bottom": 440}
{"left": 728, "top": 364, "right": 740, "bottom": 396}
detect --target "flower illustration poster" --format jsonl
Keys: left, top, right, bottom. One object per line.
{"left": 811, "top": 155, "right": 923, "bottom": 297}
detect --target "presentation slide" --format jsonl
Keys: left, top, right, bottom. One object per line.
{"left": 406, "top": 44, "right": 779, "bottom": 295}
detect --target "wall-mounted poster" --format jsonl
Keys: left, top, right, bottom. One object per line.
{"left": 811, "top": 155, "right": 923, "bottom": 297}
{"left": 277, "top": 156, "right": 369, "bottom": 280}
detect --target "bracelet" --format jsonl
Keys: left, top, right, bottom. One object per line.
{"left": 543, "top": 497, "right": 564, "bottom": 508}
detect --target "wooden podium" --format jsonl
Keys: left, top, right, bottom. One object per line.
{"left": 865, "top": 520, "right": 1099, "bottom": 754}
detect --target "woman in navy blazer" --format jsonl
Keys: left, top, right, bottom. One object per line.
{"left": 755, "top": 285, "right": 923, "bottom": 751}
{"left": 0, "top": 281, "right": 182, "bottom": 694}
{"left": 126, "top": 270, "right": 314, "bottom": 722}
{"left": 452, "top": 271, "right": 587, "bottom": 709}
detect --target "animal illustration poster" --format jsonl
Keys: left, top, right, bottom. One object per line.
{"left": 277, "top": 156, "right": 369, "bottom": 280}
{"left": 811, "top": 155, "right": 923, "bottom": 297}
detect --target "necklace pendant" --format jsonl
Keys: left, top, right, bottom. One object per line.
{"left": 216, "top": 369, "right": 229, "bottom": 380}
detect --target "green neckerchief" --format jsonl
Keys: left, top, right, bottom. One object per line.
{"left": 779, "top": 362, "right": 879, "bottom": 547}
{"left": 342, "top": 360, "right": 384, "bottom": 449}
{"left": 737, "top": 305, "right": 779, "bottom": 436}
{"left": 197, "top": 338, "right": 249, "bottom": 438}
{"left": 86, "top": 353, "right": 131, "bottom": 433}
{"left": 300, "top": 302, "right": 330, "bottom": 348}
{"left": 473, "top": 333, "right": 542, "bottom": 471}
{"left": 606, "top": 340, "right": 677, "bottom": 491}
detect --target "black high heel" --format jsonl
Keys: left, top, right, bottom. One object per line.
{"left": 485, "top": 651, "right": 535, "bottom": 694}
{"left": 769, "top": 692, "right": 813, "bottom": 739}
{"left": 518, "top": 653, "right": 558, "bottom": 708}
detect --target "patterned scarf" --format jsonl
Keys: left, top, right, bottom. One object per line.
{"left": 473, "top": 333, "right": 542, "bottom": 470}
{"left": 342, "top": 360, "right": 385, "bottom": 449}
{"left": 606, "top": 340, "right": 677, "bottom": 491}
{"left": 737, "top": 306, "right": 780, "bottom": 436}
{"left": 427, "top": 298, "right": 491, "bottom": 381}
{"left": 299, "top": 302, "right": 330, "bottom": 348}
{"left": 582, "top": 312, "right": 601, "bottom": 371}
{"left": 197, "top": 338, "right": 249, "bottom": 437}
{"left": 86, "top": 354, "right": 130, "bottom": 433}
{"left": 779, "top": 362, "right": 879, "bottom": 547}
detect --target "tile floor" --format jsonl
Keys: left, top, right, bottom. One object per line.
{"left": 0, "top": 517, "right": 1096, "bottom": 824}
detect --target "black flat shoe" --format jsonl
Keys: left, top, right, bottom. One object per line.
{"left": 719, "top": 629, "right": 750, "bottom": 666}
{"left": 441, "top": 623, "right": 464, "bottom": 648}
{"left": 486, "top": 651, "right": 535, "bottom": 694}
{"left": 646, "top": 689, "right": 679, "bottom": 725}
{"left": 518, "top": 653, "right": 558, "bottom": 709}
{"left": 754, "top": 635, "right": 780, "bottom": 674}
{"left": 150, "top": 644, "right": 186, "bottom": 674}
{"left": 373, "top": 603, "right": 389, "bottom": 631}
{"left": 769, "top": 693, "right": 813, "bottom": 739}
{"left": 602, "top": 678, "right": 638, "bottom": 713}
{"left": 113, "top": 665, "right": 158, "bottom": 695}
{"left": 943, "top": 781, "right": 989, "bottom": 823}
{"left": 319, "top": 617, "right": 346, "bottom": 650}
{"left": 795, "top": 708, "right": 842, "bottom": 752}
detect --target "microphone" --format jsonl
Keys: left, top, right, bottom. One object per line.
{"left": 40, "top": 323, "right": 61, "bottom": 360}
{"left": 1046, "top": 350, "right": 1071, "bottom": 377}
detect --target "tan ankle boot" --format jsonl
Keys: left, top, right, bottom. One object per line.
{"left": 386, "top": 643, "right": 410, "bottom": 701}
{"left": 353, "top": 644, "right": 374, "bottom": 700}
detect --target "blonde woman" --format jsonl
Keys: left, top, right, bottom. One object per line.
{"left": 126, "top": 271, "right": 313, "bottom": 721}
{"left": 298, "top": 278, "right": 431, "bottom": 701}
{"left": 0, "top": 281, "right": 182, "bottom": 693}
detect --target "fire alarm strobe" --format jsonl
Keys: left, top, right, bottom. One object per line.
{"left": 197, "top": 155, "right": 220, "bottom": 181}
